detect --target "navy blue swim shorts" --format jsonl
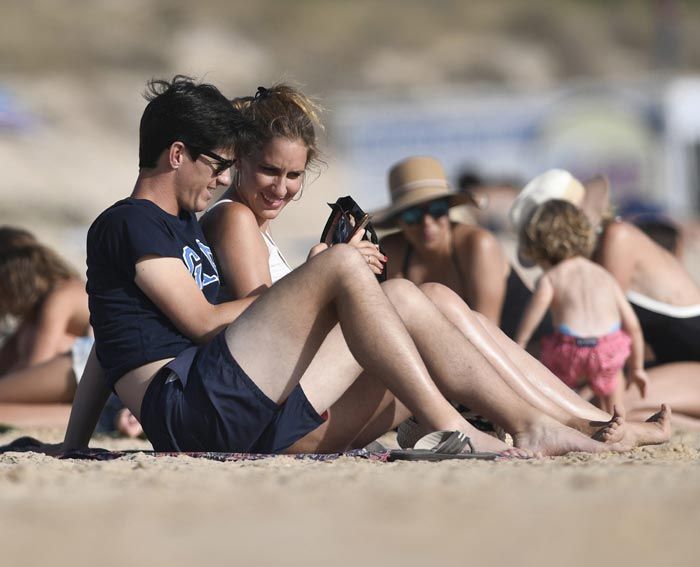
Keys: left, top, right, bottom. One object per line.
{"left": 140, "top": 330, "right": 326, "bottom": 453}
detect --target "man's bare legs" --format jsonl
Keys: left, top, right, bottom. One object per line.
{"left": 224, "top": 245, "right": 512, "bottom": 453}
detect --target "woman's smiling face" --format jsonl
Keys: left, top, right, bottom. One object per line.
{"left": 235, "top": 137, "right": 308, "bottom": 225}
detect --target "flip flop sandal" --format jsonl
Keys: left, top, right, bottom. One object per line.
{"left": 396, "top": 416, "right": 423, "bottom": 449}
{"left": 388, "top": 430, "right": 499, "bottom": 462}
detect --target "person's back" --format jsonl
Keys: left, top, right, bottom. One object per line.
{"left": 596, "top": 220, "right": 700, "bottom": 306}
{"left": 515, "top": 200, "right": 648, "bottom": 414}
{"left": 596, "top": 220, "right": 700, "bottom": 363}
{"left": 545, "top": 256, "right": 622, "bottom": 337}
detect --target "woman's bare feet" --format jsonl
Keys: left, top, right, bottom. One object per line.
{"left": 596, "top": 404, "right": 672, "bottom": 448}
{"left": 401, "top": 417, "right": 533, "bottom": 458}
{"left": 512, "top": 415, "right": 625, "bottom": 456}
{"left": 459, "top": 425, "right": 532, "bottom": 457}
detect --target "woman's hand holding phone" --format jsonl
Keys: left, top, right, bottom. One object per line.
{"left": 347, "top": 220, "right": 387, "bottom": 275}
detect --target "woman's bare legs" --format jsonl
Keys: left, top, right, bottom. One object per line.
{"left": 418, "top": 283, "right": 671, "bottom": 446}
{"left": 421, "top": 283, "right": 609, "bottom": 425}
{"left": 225, "top": 245, "right": 510, "bottom": 452}
{"left": 380, "top": 279, "right": 623, "bottom": 455}
{"left": 625, "top": 363, "right": 700, "bottom": 428}
{"left": 285, "top": 322, "right": 408, "bottom": 453}
{"left": 287, "top": 274, "right": 619, "bottom": 456}
{"left": 0, "top": 354, "right": 76, "bottom": 403}
{"left": 288, "top": 369, "right": 411, "bottom": 453}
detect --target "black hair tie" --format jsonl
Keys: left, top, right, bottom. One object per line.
{"left": 254, "top": 86, "right": 269, "bottom": 101}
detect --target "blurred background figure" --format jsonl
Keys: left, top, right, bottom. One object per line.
{"left": 618, "top": 198, "right": 685, "bottom": 258}
{"left": 374, "top": 156, "right": 508, "bottom": 326}
{"left": 510, "top": 169, "right": 700, "bottom": 427}
{"left": 0, "top": 226, "right": 142, "bottom": 436}
{"left": 455, "top": 170, "right": 522, "bottom": 236}
{"left": 374, "top": 156, "right": 553, "bottom": 350}
{"left": 514, "top": 199, "right": 648, "bottom": 415}
{"left": 0, "top": 227, "right": 90, "bottom": 424}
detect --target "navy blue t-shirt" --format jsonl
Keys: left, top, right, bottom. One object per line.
{"left": 87, "top": 198, "right": 220, "bottom": 387}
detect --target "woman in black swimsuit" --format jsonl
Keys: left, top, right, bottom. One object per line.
{"left": 376, "top": 156, "right": 551, "bottom": 345}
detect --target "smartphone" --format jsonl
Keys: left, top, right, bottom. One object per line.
{"left": 345, "top": 213, "right": 370, "bottom": 243}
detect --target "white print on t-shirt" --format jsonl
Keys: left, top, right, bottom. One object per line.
{"left": 182, "top": 240, "right": 219, "bottom": 290}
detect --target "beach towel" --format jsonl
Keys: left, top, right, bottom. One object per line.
{"left": 0, "top": 434, "right": 500, "bottom": 462}
{"left": 0, "top": 436, "right": 390, "bottom": 462}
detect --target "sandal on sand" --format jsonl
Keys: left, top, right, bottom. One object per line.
{"left": 388, "top": 430, "right": 499, "bottom": 462}
{"left": 396, "top": 416, "right": 424, "bottom": 449}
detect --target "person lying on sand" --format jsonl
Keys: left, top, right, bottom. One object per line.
{"left": 0, "top": 226, "right": 141, "bottom": 437}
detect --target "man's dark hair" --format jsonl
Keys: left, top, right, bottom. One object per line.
{"left": 138, "top": 75, "right": 244, "bottom": 168}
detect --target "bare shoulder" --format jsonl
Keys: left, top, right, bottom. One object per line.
{"left": 49, "top": 277, "right": 86, "bottom": 300}
{"left": 201, "top": 200, "right": 259, "bottom": 238}
{"left": 454, "top": 223, "right": 500, "bottom": 251}
{"left": 40, "top": 277, "right": 87, "bottom": 314}
{"left": 453, "top": 223, "right": 503, "bottom": 268}
{"left": 602, "top": 220, "right": 643, "bottom": 250}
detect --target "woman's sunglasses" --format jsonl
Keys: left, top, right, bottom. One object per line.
{"left": 399, "top": 198, "right": 451, "bottom": 225}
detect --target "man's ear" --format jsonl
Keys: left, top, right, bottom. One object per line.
{"left": 168, "top": 141, "right": 187, "bottom": 170}
{"left": 581, "top": 174, "right": 610, "bottom": 227}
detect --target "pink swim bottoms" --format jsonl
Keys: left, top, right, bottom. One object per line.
{"left": 540, "top": 329, "right": 632, "bottom": 397}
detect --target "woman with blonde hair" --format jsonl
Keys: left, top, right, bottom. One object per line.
{"left": 199, "top": 85, "right": 670, "bottom": 454}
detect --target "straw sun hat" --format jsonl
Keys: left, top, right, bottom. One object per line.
{"left": 509, "top": 168, "right": 611, "bottom": 267}
{"left": 372, "top": 156, "right": 482, "bottom": 229}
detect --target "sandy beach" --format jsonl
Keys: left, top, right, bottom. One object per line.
{"left": 2, "top": 4, "right": 700, "bottom": 567}
{"left": 1, "top": 427, "right": 698, "bottom": 567}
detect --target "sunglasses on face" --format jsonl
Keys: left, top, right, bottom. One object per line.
{"left": 188, "top": 146, "right": 235, "bottom": 175}
{"left": 399, "top": 199, "right": 451, "bottom": 225}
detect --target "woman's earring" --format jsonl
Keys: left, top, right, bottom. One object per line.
{"left": 292, "top": 183, "right": 305, "bottom": 202}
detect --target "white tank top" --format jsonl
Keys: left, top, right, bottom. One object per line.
{"left": 207, "top": 198, "right": 292, "bottom": 283}
{"left": 261, "top": 229, "right": 293, "bottom": 283}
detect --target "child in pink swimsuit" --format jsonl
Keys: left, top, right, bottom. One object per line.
{"left": 515, "top": 200, "right": 648, "bottom": 413}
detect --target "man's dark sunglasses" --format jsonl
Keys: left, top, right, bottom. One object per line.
{"left": 399, "top": 198, "right": 451, "bottom": 225}
{"left": 188, "top": 146, "right": 235, "bottom": 175}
